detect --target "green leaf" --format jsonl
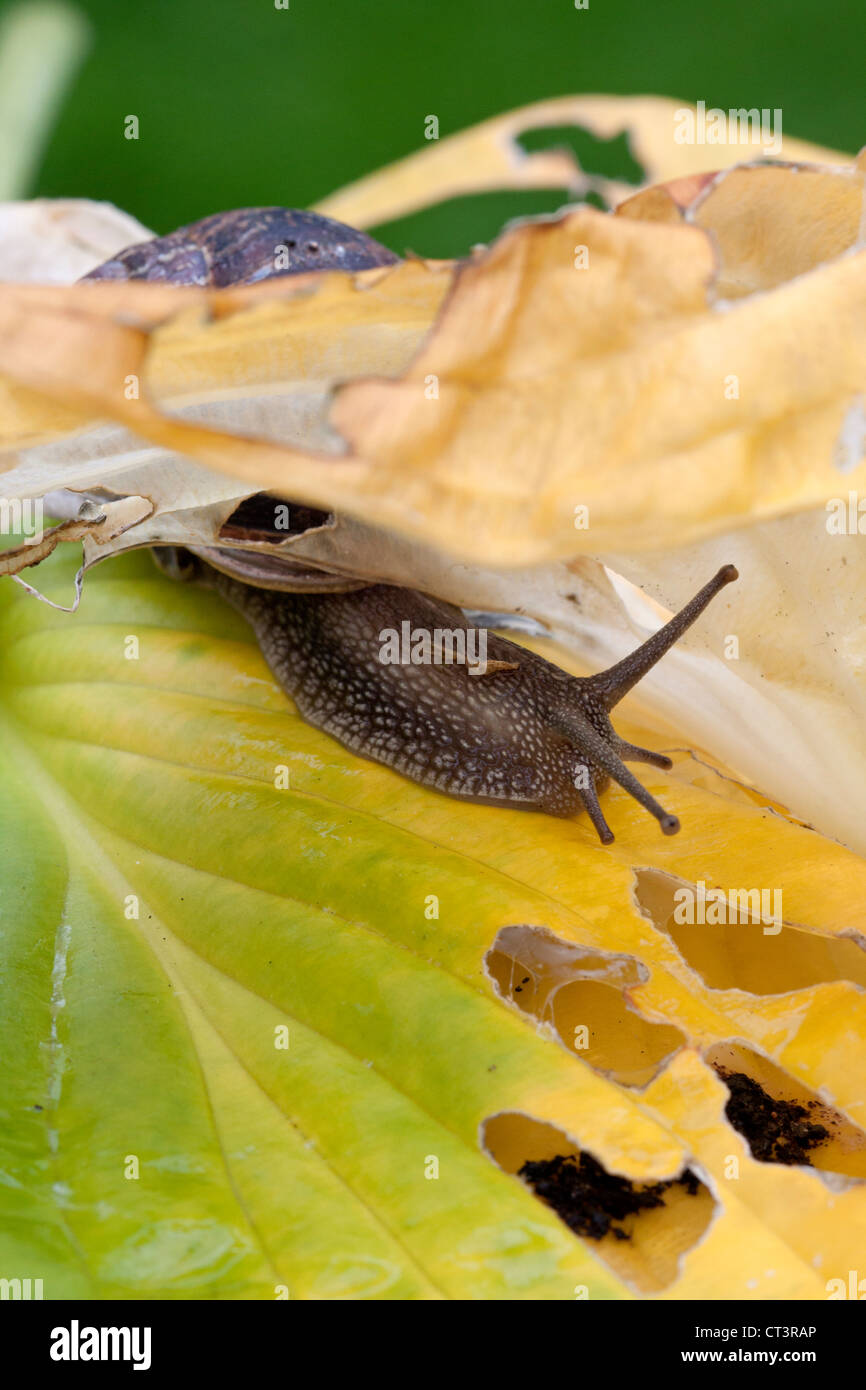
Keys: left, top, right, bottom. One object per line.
{"left": 0, "top": 546, "right": 636, "bottom": 1300}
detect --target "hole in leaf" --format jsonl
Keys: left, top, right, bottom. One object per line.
{"left": 519, "top": 1152, "right": 701, "bottom": 1242}
{"left": 515, "top": 123, "right": 646, "bottom": 186}
{"left": 483, "top": 1112, "right": 715, "bottom": 1293}
{"left": 706, "top": 1042, "right": 866, "bottom": 1179}
{"left": 219, "top": 494, "right": 333, "bottom": 543}
{"left": 485, "top": 924, "right": 684, "bottom": 1088}
{"left": 634, "top": 868, "right": 866, "bottom": 995}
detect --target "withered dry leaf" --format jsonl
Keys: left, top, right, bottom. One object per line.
{"left": 315, "top": 94, "right": 849, "bottom": 231}
{"left": 618, "top": 157, "right": 866, "bottom": 295}
{"left": 0, "top": 493, "right": 151, "bottom": 581}
{"left": 0, "top": 199, "right": 151, "bottom": 283}
{"left": 332, "top": 196, "right": 866, "bottom": 561}
{"left": 4, "top": 182, "right": 866, "bottom": 566}
{"left": 0, "top": 261, "right": 451, "bottom": 567}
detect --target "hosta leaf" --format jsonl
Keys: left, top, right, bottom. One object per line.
{"left": 0, "top": 546, "right": 626, "bottom": 1299}
{"left": 2, "top": 544, "right": 865, "bottom": 1299}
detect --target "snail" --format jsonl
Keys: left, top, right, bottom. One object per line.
{"left": 83, "top": 207, "right": 739, "bottom": 844}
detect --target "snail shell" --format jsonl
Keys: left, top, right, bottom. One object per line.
{"left": 83, "top": 206, "right": 398, "bottom": 285}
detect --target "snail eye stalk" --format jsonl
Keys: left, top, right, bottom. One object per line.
{"left": 587, "top": 565, "right": 739, "bottom": 710}
{"left": 560, "top": 564, "right": 738, "bottom": 841}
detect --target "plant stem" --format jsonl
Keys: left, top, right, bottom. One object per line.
{"left": 0, "top": 1, "right": 90, "bottom": 201}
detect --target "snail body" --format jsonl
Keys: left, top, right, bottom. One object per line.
{"left": 155, "top": 546, "right": 737, "bottom": 843}
{"left": 86, "top": 207, "right": 738, "bottom": 843}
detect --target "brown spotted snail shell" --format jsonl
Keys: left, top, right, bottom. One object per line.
{"left": 82, "top": 207, "right": 738, "bottom": 843}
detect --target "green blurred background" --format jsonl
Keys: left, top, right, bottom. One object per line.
{"left": 5, "top": 0, "right": 866, "bottom": 257}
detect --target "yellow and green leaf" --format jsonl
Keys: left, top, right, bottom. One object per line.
{"left": 2, "top": 545, "right": 864, "bottom": 1299}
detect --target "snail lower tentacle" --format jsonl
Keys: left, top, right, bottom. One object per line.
{"left": 85, "top": 206, "right": 739, "bottom": 843}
